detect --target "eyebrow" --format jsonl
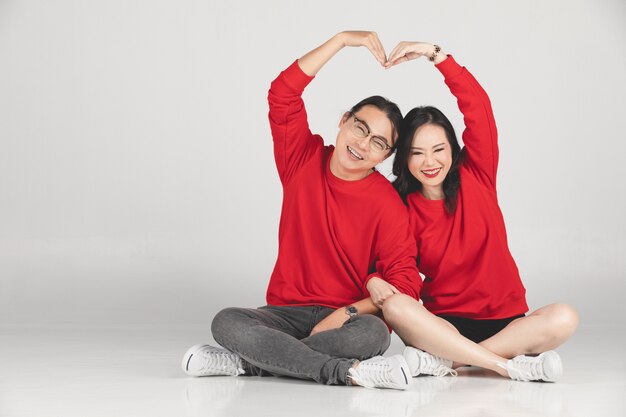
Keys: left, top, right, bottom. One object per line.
{"left": 353, "top": 114, "right": 390, "bottom": 144}
{"left": 411, "top": 143, "right": 446, "bottom": 150}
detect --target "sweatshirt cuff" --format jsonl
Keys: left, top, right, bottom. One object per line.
{"left": 435, "top": 54, "right": 464, "bottom": 79}
{"left": 281, "top": 59, "right": 315, "bottom": 93}
{"left": 389, "top": 281, "right": 418, "bottom": 300}
{"left": 362, "top": 272, "right": 381, "bottom": 296}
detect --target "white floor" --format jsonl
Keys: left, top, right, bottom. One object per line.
{"left": 1, "top": 324, "right": 624, "bottom": 417}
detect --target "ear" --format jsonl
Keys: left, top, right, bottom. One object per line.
{"left": 338, "top": 112, "right": 350, "bottom": 128}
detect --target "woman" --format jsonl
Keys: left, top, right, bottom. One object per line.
{"left": 367, "top": 41, "right": 579, "bottom": 382}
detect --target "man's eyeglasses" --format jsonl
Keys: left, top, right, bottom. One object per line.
{"left": 348, "top": 112, "right": 392, "bottom": 153}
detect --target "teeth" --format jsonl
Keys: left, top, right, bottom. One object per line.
{"left": 422, "top": 168, "right": 441, "bottom": 175}
{"left": 348, "top": 146, "right": 364, "bottom": 160}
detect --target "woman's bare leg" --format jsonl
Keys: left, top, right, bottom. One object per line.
{"left": 479, "top": 303, "right": 579, "bottom": 358}
{"left": 383, "top": 294, "right": 509, "bottom": 376}
{"left": 384, "top": 295, "right": 579, "bottom": 378}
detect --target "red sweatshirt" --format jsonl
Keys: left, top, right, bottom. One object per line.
{"left": 266, "top": 60, "right": 421, "bottom": 308}
{"left": 407, "top": 56, "right": 528, "bottom": 319}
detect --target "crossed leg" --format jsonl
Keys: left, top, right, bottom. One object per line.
{"left": 383, "top": 294, "right": 578, "bottom": 377}
{"left": 211, "top": 305, "right": 390, "bottom": 384}
{"left": 478, "top": 303, "right": 579, "bottom": 358}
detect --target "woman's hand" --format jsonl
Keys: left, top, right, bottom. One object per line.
{"left": 385, "top": 41, "right": 446, "bottom": 68}
{"left": 336, "top": 31, "right": 388, "bottom": 66}
{"left": 366, "top": 277, "right": 400, "bottom": 308}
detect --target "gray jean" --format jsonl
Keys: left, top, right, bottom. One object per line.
{"left": 211, "top": 305, "right": 390, "bottom": 385}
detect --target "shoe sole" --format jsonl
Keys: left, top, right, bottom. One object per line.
{"left": 540, "top": 351, "right": 563, "bottom": 382}
{"left": 402, "top": 346, "right": 420, "bottom": 377}
{"left": 182, "top": 344, "right": 211, "bottom": 375}
{"left": 388, "top": 354, "right": 412, "bottom": 390}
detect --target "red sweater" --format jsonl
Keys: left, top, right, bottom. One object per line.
{"left": 407, "top": 56, "right": 528, "bottom": 319}
{"left": 266, "top": 60, "right": 421, "bottom": 308}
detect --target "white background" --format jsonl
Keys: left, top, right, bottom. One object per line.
{"left": 1, "top": 0, "right": 625, "bottom": 326}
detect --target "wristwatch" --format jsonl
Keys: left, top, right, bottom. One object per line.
{"left": 344, "top": 305, "right": 358, "bottom": 318}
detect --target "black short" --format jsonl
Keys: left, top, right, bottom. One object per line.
{"left": 438, "top": 314, "right": 526, "bottom": 344}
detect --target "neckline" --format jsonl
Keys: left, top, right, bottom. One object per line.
{"left": 410, "top": 190, "right": 445, "bottom": 208}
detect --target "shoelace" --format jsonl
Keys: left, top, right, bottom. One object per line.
{"left": 348, "top": 357, "right": 395, "bottom": 389}
{"left": 201, "top": 350, "right": 244, "bottom": 376}
{"left": 497, "top": 356, "right": 542, "bottom": 381}
{"left": 431, "top": 364, "right": 458, "bottom": 377}
{"left": 419, "top": 352, "right": 457, "bottom": 377}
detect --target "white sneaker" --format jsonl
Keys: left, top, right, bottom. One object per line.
{"left": 348, "top": 355, "right": 411, "bottom": 390}
{"left": 182, "top": 344, "right": 245, "bottom": 377}
{"left": 403, "top": 346, "right": 457, "bottom": 377}
{"left": 498, "top": 351, "right": 563, "bottom": 382}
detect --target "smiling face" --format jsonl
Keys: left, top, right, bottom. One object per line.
{"left": 330, "top": 105, "right": 395, "bottom": 181}
{"left": 407, "top": 123, "right": 453, "bottom": 197}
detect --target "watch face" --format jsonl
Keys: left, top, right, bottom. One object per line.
{"left": 346, "top": 306, "right": 358, "bottom": 316}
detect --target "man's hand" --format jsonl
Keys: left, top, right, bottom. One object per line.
{"left": 367, "top": 277, "right": 400, "bottom": 308}
{"left": 336, "top": 31, "right": 388, "bottom": 66}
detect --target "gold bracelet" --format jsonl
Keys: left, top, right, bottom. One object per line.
{"left": 429, "top": 44, "right": 441, "bottom": 62}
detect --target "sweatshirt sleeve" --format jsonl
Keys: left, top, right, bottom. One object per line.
{"left": 364, "top": 201, "right": 422, "bottom": 300}
{"left": 268, "top": 60, "right": 324, "bottom": 186}
{"left": 436, "top": 55, "right": 499, "bottom": 189}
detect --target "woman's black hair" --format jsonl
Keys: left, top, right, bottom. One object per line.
{"left": 349, "top": 95, "right": 403, "bottom": 152}
{"left": 392, "top": 106, "right": 465, "bottom": 213}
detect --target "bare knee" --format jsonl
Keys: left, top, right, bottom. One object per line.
{"left": 551, "top": 303, "right": 579, "bottom": 337}
{"left": 541, "top": 303, "right": 579, "bottom": 340}
{"left": 382, "top": 293, "right": 422, "bottom": 324}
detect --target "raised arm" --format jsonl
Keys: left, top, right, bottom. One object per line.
{"left": 269, "top": 32, "right": 388, "bottom": 186}
{"left": 298, "top": 31, "right": 387, "bottom": 76}
{"left": 387, "top": 42, "right": 499, "bottom": 188}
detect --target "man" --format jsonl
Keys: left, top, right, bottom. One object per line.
{"left": 182, "top": 31, "right": 421, "bottom": 390}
